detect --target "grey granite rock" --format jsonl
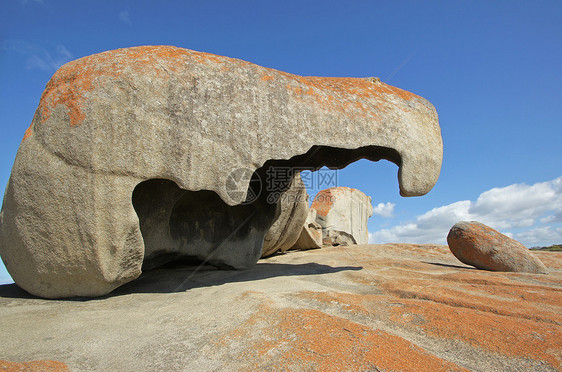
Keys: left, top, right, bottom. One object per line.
{"left": 0, "top": 46, "right": 442, "bottom": 298}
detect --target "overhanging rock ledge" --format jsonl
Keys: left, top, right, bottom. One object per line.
{"left": 0, "top": 46, "right": 442, "bottom": 298}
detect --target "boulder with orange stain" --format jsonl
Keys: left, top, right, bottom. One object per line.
{"left": 311, "top": 187, "right": 373, "bottom": 245}
{"left": 448, "top": 221, "right": 548, "bottom": 274}
{"left": 0, "top": 46, "right": 442, "bottom": 298}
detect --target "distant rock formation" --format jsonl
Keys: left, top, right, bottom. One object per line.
{"left": 0, "top": 46, "right": 442, "bottom": 298}
{"left": 447, "top": 221, "right": 548, "bottom": 274}
{"left": 310, "top": 187, "right": 373, "bottom": 245}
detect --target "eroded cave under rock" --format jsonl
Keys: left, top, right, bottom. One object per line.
{"left": 134, "top": 145, "right": 402, "bottom": 270}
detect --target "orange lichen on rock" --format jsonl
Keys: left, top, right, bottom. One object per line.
{"left": 389, "top": 295, "right": 562, "bottom": 369}
{"left": 310, "top": 190, "right": 335, "bottom": 217}
{"left": 0, "top": 359, "right": 70, "bottom": 372}
{"left": 303, "top": 76, "right": 419, "bottom": 102}
{"left": 35, "top": 46, "right": 193, "bottom": 129}
{"left": 379, "top": 270, "right": 562, "bottom": 368}
{"left": 311, "top": 187, "right": 356, "bottom": 217}
{"left": 530, "top": 251, "right": 562, "bottom": 270}
{"left": 218, "top": 304, "right": 467, "bottom": 371}
{"left": 28, "top": 45, "right": 422, "bottom": 142}
{"left": 21, "top": 125, "right": 33, "bottom": 142}
{"left": 279, "top": 73, "right": 420, "bottom": 118}
{"left": 294, "top": 251, "right": 562, "bottom": 370}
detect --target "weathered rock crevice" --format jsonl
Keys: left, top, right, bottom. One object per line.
{"left": 133, "top": 145, "right": 401, "bottom": 271}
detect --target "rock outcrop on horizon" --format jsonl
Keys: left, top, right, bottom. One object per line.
{"left": 311, "top": 187, "right": 373, "bottom": 245}
{"left": 447, "top": 221, "right": 548, "bottom": 274}
{"left": 0, "top": 45, "right": 442, "bottom": 298}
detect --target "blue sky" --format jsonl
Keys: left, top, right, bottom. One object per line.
{"left": 1, "top": 0, "right": 561, "bottom": 284}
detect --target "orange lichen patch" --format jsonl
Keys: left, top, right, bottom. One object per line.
{"left": 21, "top": 125, "right": 33, "bottom": 142}
{"left": 276, "top": 72, "right": 421, "bottom": 118}
{"left": 310, "top": 187, "right": 357, "bottom": 217}
{"left": 0, "top": 359, "right": 70, "bottom": 371}
{"left": 190, "top": 50, "right": 229, "bottom": 65}
{"left": 34, "top": 45, "right": 238, "bottom": 131}
{"left": 295, "top": 274, "right": 562, "bottom": 368}
{"left": 340, "top": 256, "right": 562, "bottom": 323}
{"left": 300, "top": 255, "right": 562, "bottom": 369}
{"left": 217, "top": 304, "right": 466, "bottom": 371}
{"left": 303, "top": 76, "right": 419, "bottom": 102}
{"left": 436, "top": 271, "right": 562, "bottom": 308}
{"left": 28, "top": 45, "right": 423, "bottom": 142}
{"left": 380, "top": 277, "right": 562, "bottom": 325}
{"left": 36, "top": 46, "right": 192, "bottom": 128}
{"left": 390, "top": 297, "right": 562, "bottom": 369}
{"left": 310, "top": 190, "right": 335, "bottom": 217}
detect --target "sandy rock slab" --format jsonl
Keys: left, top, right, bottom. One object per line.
{"left": 0, "top": 244, "right": 560, "bottom": 371}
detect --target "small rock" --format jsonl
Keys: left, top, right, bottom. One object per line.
{"left": 291, "top": 209, "right": 323, "bottom": 251}
{"left": 323, "top": 230, "right": 357, "bottom": 246}
{"left": 447, "top": 221, "right": 548, "bottom": 274}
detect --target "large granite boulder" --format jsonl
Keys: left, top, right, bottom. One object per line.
{"left": 447, "top": 221, "right": 548, "bottom": 274}
{"left": 311, "top": 187, "right": 373, "bottom": 245}
{"left": 261, "top": 173, "right": 309, "bottom": 257}
{"left": 0, "top": 46, "right": 442, "bottom": 298}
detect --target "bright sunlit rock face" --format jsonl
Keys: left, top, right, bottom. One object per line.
{"left": 0, "top": 46, "right": 442, "bottom": 298}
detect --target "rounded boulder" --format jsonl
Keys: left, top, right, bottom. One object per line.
{"left": 447, "top": 221, "right": 548, "bottom": 274}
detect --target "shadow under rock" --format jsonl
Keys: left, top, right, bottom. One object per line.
{"left": 0, "top": 283, "right": 31, "bottom": 299}
{"left": 0, "top": 261, "right": 362, "bottom": 300}
{"left": 114, "top": 261, "right": 362, "bottom": 295}
{"left": 422, "top": 261, "right": 476, "bottom": 270}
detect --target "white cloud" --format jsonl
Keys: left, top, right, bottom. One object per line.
{"left": 370, "top": 176, "right": 562, "bottom": 247}
{"left": 119, "top": 10, "right": 132, "bottom": 25}
{"left": 372, "top": 202, "right": 395, "bottom": 218}
{"left": 2, "top": 40, "right": 73, "bottom": 72}
{"left": 516, "top": 226, "right": 562, "bottom": 247}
